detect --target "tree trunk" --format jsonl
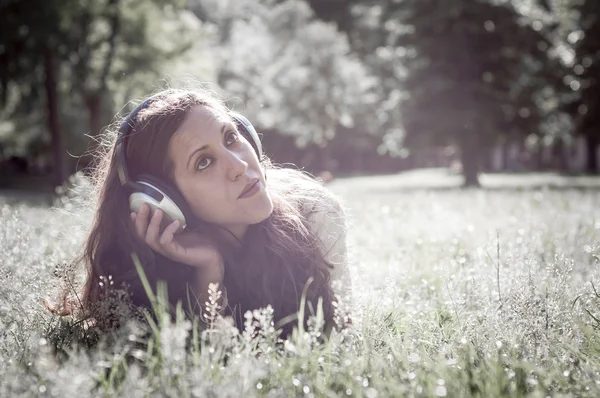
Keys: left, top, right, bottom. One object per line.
{"left": 318, "top": 143, "right": 333, "bottom": 172}
{"left": 79, "top": 92, "right": 104, "bottom": 171}
{"left": 458, "top": 137, "right": 481, "bottom": 187}
{"left": 552, "top": 140, "right": 567, "bottom": 171}
{"left": 586, "top": 134, "right": 599, "bottom": 174}
{"left": 502, "top": 140, "right": 510, "bottom": 171}
{"left": 535, "top": 146, "right": 544, "bottom": 171}
{"left": 87, "top": 93, "right": 103, "bottom": 138}
{"left": 78, "top": 0, "right": 120, "bottom": 170}
{"left": 43, "top": 48, "right": 67, "bottom": 188}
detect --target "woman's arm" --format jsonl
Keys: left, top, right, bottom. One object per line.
{"left": 191, "top": 257, "right": 227, "bottom": 320}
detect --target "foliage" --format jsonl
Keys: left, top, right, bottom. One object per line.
{"left": 1, "top": 0, "right": 597, "bottom": 186}
{"left": 0, "top": 0, "right": 211, "bottom": 181}
{"left": 348, "top": 0, "right": 564, "bottom": 185}
{"left": 194, "top": 0, "right": 380, "bottom": 149}
{"left": 558, "top": 0, "right": 600, "bottom": 171}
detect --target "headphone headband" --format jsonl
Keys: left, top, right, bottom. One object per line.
{"left": 116, "top": 96, "right": 159, "bottom": 188}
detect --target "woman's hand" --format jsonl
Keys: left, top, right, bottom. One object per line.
{"left": 131, "top": 203, "right": 224, "bottom": 279}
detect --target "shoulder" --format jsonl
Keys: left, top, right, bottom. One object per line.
{"left": 300, "top": 181, "right": 353, "bottom": 301}
{"left": 302, "top": 186, "right": 347, "bottom": 236}
{"left": 301, "top": 182, "right": 348, "bottom": 269}
{"left": 268, "top": 167, "right": 347, "bottom": 226}
{"left": 271, "top": 168, "right": 353, "bottom": 299}
{"left": 266, "top": 166, "right": 348, "bottom": 252}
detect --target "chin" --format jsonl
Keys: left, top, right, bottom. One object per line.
{"left": 252, "top": 195, "right": 274, "bottom": 224}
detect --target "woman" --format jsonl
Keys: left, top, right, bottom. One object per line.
{"left": 60, "top": 88, "right": 352, "bottom": 337}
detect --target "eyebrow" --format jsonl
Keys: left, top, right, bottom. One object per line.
{"left": 186, "top": 121, "right": 235, "bottom": 169}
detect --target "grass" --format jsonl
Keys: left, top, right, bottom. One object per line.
{"left": 1, "top": 170, "right": 600, "bottom": 397}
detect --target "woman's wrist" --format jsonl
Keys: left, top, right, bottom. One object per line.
{"left": 193, "top": 262, "right": 226, "bottom": 317}
{"left": 193, "top": 257, "right": 224, "bottom": 291}
{"left": 193, "top": 251, "right": 224, "bottom": 278}
{"left": 194, "top": 265, "right": 223, "bottom": 285}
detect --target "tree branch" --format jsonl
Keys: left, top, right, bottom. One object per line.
{"left": 99, "top": 0, "right": 122, "bottom": 93}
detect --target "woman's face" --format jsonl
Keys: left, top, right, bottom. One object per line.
{"left": 167, "top": 105, "right": 273, "bottom": 239}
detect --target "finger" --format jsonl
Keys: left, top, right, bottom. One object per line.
{"left": 130, "top": 211, "right": 140, "bottom": 235}
{"left": 159, "top": 220, "right": 180, "bottom": 246}
{"left": 145, "top": 207, "right": 163, "bottom": 245}
{"left": 134, "top": 204, "right": 149, "bottom": 239}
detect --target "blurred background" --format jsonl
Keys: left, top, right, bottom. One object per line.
{"left": 0, "top": 0, "right": 598, "bottom": 194}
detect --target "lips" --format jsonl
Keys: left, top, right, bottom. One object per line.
{"left": 238, "top": 178, "right": 259, "bottom": 198}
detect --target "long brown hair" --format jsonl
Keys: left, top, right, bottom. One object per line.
{"left": 71, "top": 88, "right": 336, "bottom": 336}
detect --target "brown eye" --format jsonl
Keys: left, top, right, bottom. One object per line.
{"left": 196, "top": 157, "right": 213, "bottom": 171}
{"left": 225, "top": 131, "right": 239, "bottom": 146}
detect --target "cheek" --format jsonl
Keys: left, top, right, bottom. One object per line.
{"left": 241, "top": 140, "right": 260, "bottom": 164}
{"left": 184, "top": 182, "right": 231, "bottom": 220}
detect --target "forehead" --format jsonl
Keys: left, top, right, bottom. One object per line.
{"left": 175, "top": 105, "right": 230, "bottom": 141}
{"left": 168, "top": 105, "right": 235, "bottom": 168}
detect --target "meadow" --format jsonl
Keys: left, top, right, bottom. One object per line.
{"left": 1, "top": 170, "right": 600, "bottom": 397}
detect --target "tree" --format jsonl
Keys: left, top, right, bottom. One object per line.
{"left": 305, "top": 0, "right": 572, "bottom": 183}
{"left": 59, "top": 0, "right": 195, "bottom": 167}
{"left": 565, "top": 0, "right": 600, "bottom": 173}
{"left": 350, "top": 0, "right": 560, "bottom": 185}
{"left": 0, "top": 0, "right": 201, "bottom": 186}
{"left": 0, "top": 0, "right": 69, "bottom": 186}
{"left": 193, "top": 0, "right": 380, "bottom": 171}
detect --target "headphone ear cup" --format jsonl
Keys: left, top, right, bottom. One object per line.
{"left": 230, "top": 112, "right": 263, "bottom": 160}
{"left": 129, "top": 174, "right": 195, "bottom": 231}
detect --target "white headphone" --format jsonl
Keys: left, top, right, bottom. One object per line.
{"left": 115, "top": 96, "right": 264, "bottom": 232}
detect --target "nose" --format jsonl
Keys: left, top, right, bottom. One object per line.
{"left": 224, "top": 151, "right": 248, "bottom": 181}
